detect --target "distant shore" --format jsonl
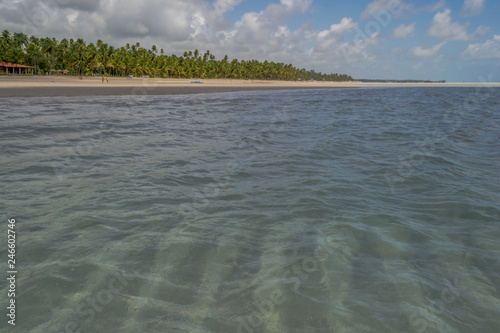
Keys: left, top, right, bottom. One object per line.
{"left": 0, "top": 75, "right": 498, "bottom": 97}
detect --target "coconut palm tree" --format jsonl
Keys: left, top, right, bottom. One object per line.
{"left": 69, "top": 38, "right": 87, "bottom": 76}
{"left": 41, "top": 37, "right": 57, "bottom": 70}
{"left": 1, "top": 31, "right": 354, "bottom": 81}
{"left": 26, "top": 43, "right": 43, "bottom": 72}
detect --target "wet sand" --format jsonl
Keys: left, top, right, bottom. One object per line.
{"left": 0, "top": 76, "right": 356, "bottom": 97}
{"left": 0, "top": 75, "right": 498, "bottom": 97}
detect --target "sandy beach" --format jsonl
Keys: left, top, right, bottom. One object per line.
{"left": 0, "top": 75, "right": 498, "bottom": 97}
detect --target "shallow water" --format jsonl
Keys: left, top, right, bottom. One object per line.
{"left": 1, "top": 87, "right": 499, "bottom": 332}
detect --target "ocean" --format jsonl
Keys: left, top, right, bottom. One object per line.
{"left": 1, "top": 87, "right": 499, "bottom": 332}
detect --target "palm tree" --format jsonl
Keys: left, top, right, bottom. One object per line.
{"left": 1, "top": 30, "right": 11, "bottom": 52}
{"left": 0, "top": 30, "right": 354, "bottom": 81}
{"left": 41, "top": 37, "right": 57, "bottom": 70}
{"left": 13, "top": 32, "right": 28, "bottom": 50}
{"left": 26, "top": 43, "right": 43, "bottom": 72}
{"left": 55, "top": 38, "right": 69, "bottom": 69}
{"left": 70, "top": 38, "right": 87, "bottom": 76}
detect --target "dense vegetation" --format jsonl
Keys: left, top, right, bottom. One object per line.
{"left": 0, "top": 30, "right": 353, "bottom": 81}
{"left": 357, "top": 79, "right": 446, "bottom": 83}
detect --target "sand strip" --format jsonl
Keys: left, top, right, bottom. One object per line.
{"left": 0, "top": 85, "right": 352, "bottom": 98}
{"left": 0, "top": 76, "right": 498, "bottom": 97}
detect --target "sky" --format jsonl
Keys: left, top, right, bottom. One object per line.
{"left": 1, "top": 0, "right": 499, "bottom": 81}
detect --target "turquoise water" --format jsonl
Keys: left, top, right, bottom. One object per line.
{"left": 1, "top": 87, "right": 499, "bottom": 332}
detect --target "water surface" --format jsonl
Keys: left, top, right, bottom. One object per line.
{"left": 1, "top": 87, "right": 499, "bottom": 332}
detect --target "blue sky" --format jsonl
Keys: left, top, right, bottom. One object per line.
{"left": 1, "top": 0, "right": 499, "bottom": 81}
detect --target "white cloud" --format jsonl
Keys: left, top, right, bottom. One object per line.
{"left": 360, "top": 0, "right": 411, "bottom": 19}
{"left": 428, "top": 9, "right": 468, "bottom": 40}
{"left": 314, "top": 17, "right": 357, "bottom": 52}
{"left": 5, "top": 0, "right": 495, "bottom": 81}
{"left": 213, "top": 0, "right": 245, "bottom": 16}
{"left": 88, "top": 0, "right": 211, "bottom": 41}
{"left": 280, "top": 0, "right": 313, "bottom": 13}
{"left": 59, "top": 0, "right": 101, "bottom": 12}
{"left": 462, "top": 35, "right": 500, "bottom": 59}
{"left": 428, "top": 9, "right": 488, "bottom": 41}
{"left": 226, "top": 0, "right": 313, "bottom": 55}
{"left": 317, "top": 17, "right": 357, "bottom": 41}
{"left": 426, "top": 0, "right": 446, "bottom": 12}
{"left": 314, "top": 17, "right": 380, "bottom": 56}
{"left": 393, "top": 22, "right": 415, "bottom": 38}
{"left": 461, "top": 0, "right": 485, "bottom": 16}
{"left": 334, "top": 30, "right": 380, "bottom": 64}
{"left": 411, "top": 42, "right": 447, "bottom": 57}
{"left": 0, "top": 0, "right": 374, "bottom": 72}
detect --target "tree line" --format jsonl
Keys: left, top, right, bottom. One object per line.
{"left": 0, "top": 30, "right": 353, "bottom": 81}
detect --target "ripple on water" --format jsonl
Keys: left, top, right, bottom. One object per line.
{"left": 1, "top": 88, "right": 499, "bottom": 332}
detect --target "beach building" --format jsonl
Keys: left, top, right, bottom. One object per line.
{"left": 0, "top": 62, "right": 35, "bottom": 74}
{"left": 49, "top": 69, "right": 69, "bottom": 75}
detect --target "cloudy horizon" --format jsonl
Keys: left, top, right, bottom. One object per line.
{"left": 1, "top": 0, "right": 499, "bottom": 82}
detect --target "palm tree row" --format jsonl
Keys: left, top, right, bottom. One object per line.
{"left": 0, "top": 30, "right": 353, "bottom": 81}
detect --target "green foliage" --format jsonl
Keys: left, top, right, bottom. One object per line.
{"left": 0, "top": 30, "right": 353, "bottom": 81}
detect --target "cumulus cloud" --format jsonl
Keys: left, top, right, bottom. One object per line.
{"left": 393, "top": 22, "right": 415, "bottom": 38}
{"left": 213, "top": 0, "right": 245, "bottom": 16}
{"left": 335, "top": 31, "right": 380, "bottom": 65}
{"left": 428, "top": 9, "right": 488, "bottom": 41}
{"left": 224, "top": 0, "right": 313, "bottom": 56}
{"left": 0, "top": 0, "right": 377, "bottom": 73}
{"left": 314, "top": 17, "right": 357, "bottom": 52}
{"left": 425, "top": 0, "right": 446, "bottom": 12}
{"left": 309, "top": 16, "right": 379, "bottom": 64}
{"left": 58, "top": 0, "right": 101, "bottom": 12}
{"left": 461, "top": 0, "right": 485, "bottom": 16}
{"left": 411, "top": 42, "right": 447, "bottom": 57}
{"left": 0, "top": 0, "right": 338, "bottom": 64}
{"left": 281, "top": 0, "right": 313, "bottom": 13}
{"left": 105, "top": 0, "right": 210, "bottom": 41}
{"left": 0, "top": 0, "right": 212, "bottom": 42}
{"left": 360, "top": 0, "right": 412, "bottom": 19}
{"left": 462, "top": 35, "right": 500, "bottom": 59}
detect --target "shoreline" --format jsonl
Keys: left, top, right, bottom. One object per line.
{"left": 0, "top": 76, "right": 498, "bottom": 97}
